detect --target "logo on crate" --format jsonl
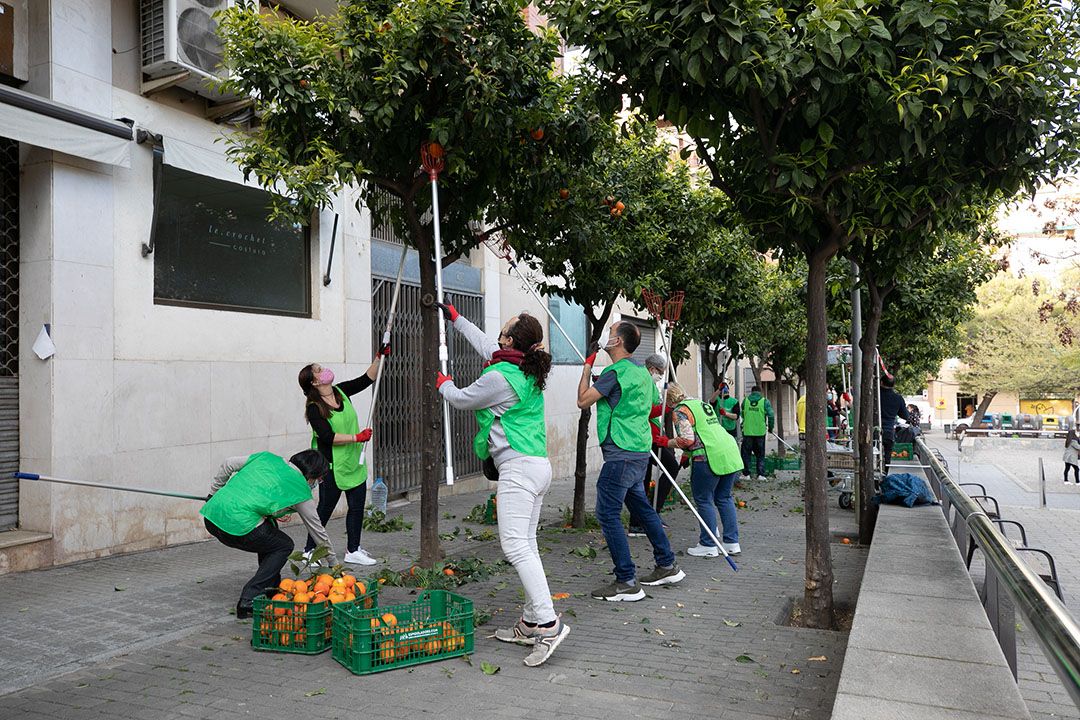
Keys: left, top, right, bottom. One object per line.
{"left": 398, "top": 627, "right": 442, "bottom": 642}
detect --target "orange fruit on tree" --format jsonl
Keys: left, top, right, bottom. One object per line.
{"left": 559, "top": 188, "right": 569, "bottom": 200}
{"left": 614, "top": 201, "right": 625, "bottom": 212}
{"left": 427, "top": 142, "right": 445, "bottom": 159}
{"left": 530, "top": 128, "right": 544, "bottom": 141}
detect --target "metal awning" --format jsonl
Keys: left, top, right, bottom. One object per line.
{"left": 0, "top": 84, "right": 133, "bottom": 167}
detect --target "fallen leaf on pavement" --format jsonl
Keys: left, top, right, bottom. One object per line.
{"left": 722, "top": 619, "right": 741, "bottom": 627}
{"left": 654, "top": 629, "right": 665, "bottom": 636}
{"left": 676, "top": 602, "right": 685, "bottom": 608}
{"left": 304, "top": 688, "right": 326, "bottom": 697}
{"left": 735, "top": 654, "right": 755, "bottom": 664}
{"left": 808, "top": 655, "right": 827, "bottom": 662}
{"left": 791, "top": 669, "right": 801, "bottom": 675}
{"left": 551, "top": 592, "right": 571, "bottom": 600}
{"left": 481, "top": 661, "right": 500, "bottom": 675}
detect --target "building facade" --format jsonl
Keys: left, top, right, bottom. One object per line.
{"left": 0, "top": 0, "right": 730, "bottom": 573}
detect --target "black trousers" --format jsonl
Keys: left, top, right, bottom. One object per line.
{"left": 627, "top": 446, "right": 679, "bottom": 526}
{"left": 882, "top": 438, "right": 895, "bottom": 477}
{"left": 205, "top": 518, "right": 294, "bottom": 608}
{"left": 741, "top": 435, "right": 766, "bottom": 477}
{"left": 1066, "top": 462, "right": 1079, "bottom": 483}
{"left": 305, "top": 477, "right": 368, "bottom": 554}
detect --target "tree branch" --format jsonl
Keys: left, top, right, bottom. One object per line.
{"left": 691, "top": 135, "right": 736, "bottom": 198}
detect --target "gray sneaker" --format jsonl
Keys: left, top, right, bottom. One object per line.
{"left": 591, "top": 580, "right": 646, "bottom": 602}
{"left": 524, "top": 618, "right": 570, "bottom": 667}
{"left": 639, "top": 564, "right": 686, "bottom": 586}
{"left": 494, "top": 618, "right": 539, "bottom": 646}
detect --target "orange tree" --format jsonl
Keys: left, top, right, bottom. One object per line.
{"left": 489, "top": 117, "right": 731, "bottom": 527}
{"left": 217, "top": 0, "right": 589, "bottom": 566}
{"left": 545, "top": 0, "right": 1080, "bottom": 626}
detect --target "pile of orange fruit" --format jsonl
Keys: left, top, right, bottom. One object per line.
{"left": 257, "top": 574, "right": 374, "bottom": 648}
{"left": 344, "top": 611, "right": 466, "bottom": 664}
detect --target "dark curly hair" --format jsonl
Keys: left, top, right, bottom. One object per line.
{"left": 506, "top": 313, "right": 552, "bottom": 390}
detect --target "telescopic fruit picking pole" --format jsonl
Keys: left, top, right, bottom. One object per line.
{"left": 13, "top": 472, "right": 207, "bottom": 501}
{"left": 421, "top": 142, "right": 455, "bottom": 486}
{"left": 481, "top": 240, "right": 736, "bottom": 571}
{"left": 359, "top": 243, "right": 409, "bottom": 470}
{"left": 641, "top": 288, "right": 684, "bottom": 506}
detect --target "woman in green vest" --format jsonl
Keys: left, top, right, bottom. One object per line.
{"left": 436, "top": 303, "right": 570, "bottom": 668}
{"left": 297, "top": 348, "right": 386, "bottom": 567}
{"left": 663, "top": 385, "right": 744, "bottom": 557}
{"left": 201, "top": 450, "right": 336, "bottom": 618}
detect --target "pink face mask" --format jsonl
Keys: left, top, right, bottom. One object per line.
{"left": 317, "top": 368, "right": 334, "bottom": 385}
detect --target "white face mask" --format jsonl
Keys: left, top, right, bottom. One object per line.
{"left": 598, "top": 326, "right": 612, "bottom": 350}
{"left": 650, "top": 371, "right": 663, "bottom": 383}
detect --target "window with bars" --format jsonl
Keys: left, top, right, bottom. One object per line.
{"left": 368, "top": 280, "right": 484, "bottom": 495}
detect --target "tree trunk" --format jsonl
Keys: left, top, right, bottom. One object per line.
{"left": 572, "top": 407, "right": 592, "bottom": 527}
{"left": 857, "top": 285, "right": 884, "bottom": 544}
{"left": 971, "top": 392, "right": 997, "bottom": 430}
{"left": 803, "top": 247, "right": 836, "bottom": 629}
{"left": 406, "top": 202, "right": 444, "bottom": 567}
{"left": 776, "top": 385, "right": 786, "bottom": 458}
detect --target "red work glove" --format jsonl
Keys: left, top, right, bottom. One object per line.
{"left": 584, "top": 340, "right": 599, "bottom": 366}
{"left": 654, "top": 435, "right": 671, "bottom": 449}
{"left": 679, "top": 454, "right": 690, "bottom": 468}
{"left": 355, "top": 428, "right": 373, "bottom": 443}
{"left": 437, "top": 302, "right": 460, "bottom": 322}
{"left": 378, "top": 342, "right": 391, "bottom": 357}
{"left": 436, "top": 371, "right": 453, "bottom": 389}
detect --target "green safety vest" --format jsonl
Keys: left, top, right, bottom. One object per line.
{"left": 720, "top": 396, "right": 739, "bottom": 433}
{"left": 596, "top": 359, "right": 659, "bottom": 453}
{"left": 200, "top": 452, "right": 314, "bottom": 536}
{"left": 742, "top": 395, "right": 768, "bottom": 437}
{"left": 473, "top": 362, "right": 547, "bottom": 460}
{"left": 311, "top": 387, "right": 367, "bottom": 490}
{"left": 678, "top": 399, "right": 745, "bottom": 476}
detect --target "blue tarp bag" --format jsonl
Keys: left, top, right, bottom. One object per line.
{"left": 872, "top": 473, "right": 937, "bottom": 508}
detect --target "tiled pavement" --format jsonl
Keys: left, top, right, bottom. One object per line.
{"left": 929, "top": 435, "right": 1080, "bottom": 720}
{"left": 0, "top": 469, "right": 865, "bottom": 720}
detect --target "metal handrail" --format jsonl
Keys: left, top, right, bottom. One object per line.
{"left": 917, "top": 438, "right": 1080, "bottom": 709}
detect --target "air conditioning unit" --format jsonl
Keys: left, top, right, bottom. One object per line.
{"left": 140, "top": 0, "right": 236, "bottom": 99}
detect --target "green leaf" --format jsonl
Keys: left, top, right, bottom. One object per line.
{"left": 723, "top": 619, "right": 741, "bottom": 627}
{"left": 818, "top": 123, "right": 834, "bottom": 145}
{"left": 735, "top": 654, "right": 755, "bottom": 663}
{"left": 481, "top": 661, "right": 500, "bottom": 675}
{"left": 304, "top": 688, "right": 327, "bottom": 697}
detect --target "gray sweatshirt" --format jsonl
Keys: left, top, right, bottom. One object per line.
{"left": 209, "top": 455, "right": 339, "bottom": 565}
{"left": 438, "top": 316, "right": 526, "bottom": 467}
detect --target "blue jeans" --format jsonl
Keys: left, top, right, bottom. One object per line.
{"left": 595, "top": 456, "right": 675, "bottom": 583}
{"left": 690, "top": 462, "right": 739, "bottom": 546}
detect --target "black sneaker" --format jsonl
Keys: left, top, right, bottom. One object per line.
{"left": 639, "top": 564, "right": 686, "bottom": 586}
{"left": 591, "top": 580, "right": 646, "bottom": 602}
{"left": 627, "top": 526, "right": 646, "bottom": 538}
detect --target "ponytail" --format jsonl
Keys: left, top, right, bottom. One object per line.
{"left": 506, "top": 313, "right": 552, "bottom": 390}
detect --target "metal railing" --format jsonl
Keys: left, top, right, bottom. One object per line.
{"left": 916, "top": 438, "right": 1080, "bottom": 709}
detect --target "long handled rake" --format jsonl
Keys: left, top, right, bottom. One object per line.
{"left": 422, "top": 142, "right": 455, "bottom": 487}
{"left": 358, "top": 243, "right": 409, "bottom": 470}
{"left": 13, "top": 472, "right": 207, "bottom": 501}
{"left": 480, "top": 240, "right": 736, "bottom": 571}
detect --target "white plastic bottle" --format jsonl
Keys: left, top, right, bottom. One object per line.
{"left": 371, "top": 476, "right": 388, "bottom": 514}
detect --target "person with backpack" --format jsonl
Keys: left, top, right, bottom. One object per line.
{"left": 740, "top": 385, "right": 774, "bottom": 478}
{"left": 664, "top": 385, "right": 745, "bottom": 557}
{"left": 1064, "top": 428, "right": 1080, "bottom": 484}
{"left": 437, "top": 303, "right": 569, "bottom": 667}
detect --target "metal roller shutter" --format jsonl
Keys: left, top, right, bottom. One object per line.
{"left": 0, "top": 137, "right": 18, "bottom": 530}
{"left": 626, "top": 317, "right": 657, "bottom": 366}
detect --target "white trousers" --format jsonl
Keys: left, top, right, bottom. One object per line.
{"left": 496, "top": 455, "right": 555, "bottom": 624}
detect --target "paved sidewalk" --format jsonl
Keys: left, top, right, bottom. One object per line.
{"left": 0, "top": 470, "right": 864, "bottom": 720}
{"left": 927, "top": 435, "right": 1080, "bottom": 720}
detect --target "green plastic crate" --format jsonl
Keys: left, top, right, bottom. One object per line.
{"left": 332, "top": 589, "right": 474, "bottom": 674}
{"left": 251, "top": 580, "right": 378, "bottom": 655}
{"left": 890, "top": 443, "right": 914, "bottom": 461}
{"left": 483, "top": 493, "right": 498, "bottom": 524}
{"left": 775, "top": 456, "right": 802, "bottom": 471}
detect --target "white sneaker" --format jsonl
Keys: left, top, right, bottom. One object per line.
{"left": 344, "top": 548, "right": 378, "bottom": 566}
{"left": 722, "top": 542, "right": 742, "bottom": 556}
{"left": 687, "top": 544, "right": 720, "bottom": 557}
